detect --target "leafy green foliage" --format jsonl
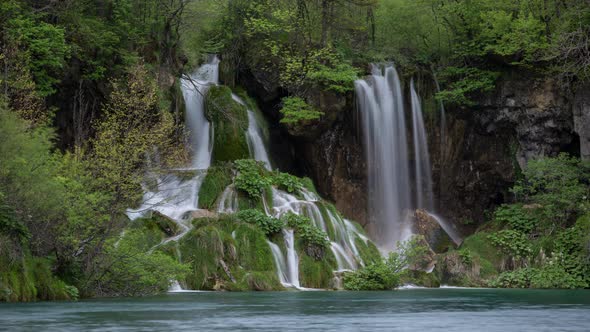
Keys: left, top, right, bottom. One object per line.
{"left": 282, "top": 212, "right": 329, "bottom": 251}
{"left": 512, "top": 154, "right": 590, "bottom": 226}
{"left": 343, "top": 236, "right": 430, "bottom": 291}
{"left": 271, "top": 172, "right": 303, "bottom": 194}
{"left": 5, "top": 16, "right": 69, "bottom": 96}
{"left": 236, "top": 209, "right": 284, "bottom": 236}
{"left": 455, "top": 155, "right": 590, "bottom": 289}
{"left": 343, "top": 260, "right": 400, "bottom": 291}
{"left": 308, "top": 53, "right": 359, "bottom": 93}
{"left": 96, "top": 230, "right": 189, "bottom": 297}
{"left": 488, "top": 230, "right": 532, "bottom": 259}
{"left": 234, "top": 159, "right": 271, "bottom": 198}
{"left": 435, "top": 67, "right": 500, "bottom": 106}
{"left": 279, "top": 97, "right": 324, "bottom": 125}
{"left": 494, "top": 204, "right": 539, "bottom": 233}
{"left": 0, "top": 195, "right": 30, "bottom": 241}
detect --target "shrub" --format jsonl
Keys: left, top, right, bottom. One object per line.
{"left": 279, "top": 97, "right": 324, "bottom": 124}
{"left": 234, "top": 159, "right": 271, "bottom": 198}
{"left": 281, "top": 212, "right": 329, "bottom": 258}
{"left": 343, "top": 236, "right": 430, "bottom": 291}
{"left": 343, "top": 261, "right": 400, "bottom": 291}
{"left": 494, "top": 204, "right": 539, "bottom": 233}
{"left": 236, "top": 209, "right": 283, "bottom": 236}
{"left": 512, "top": 154, "right": 590, "bottom": 226}
{"left": 271, "top": 172, "right": 302, "bottom": 194}
{"left": 488, "top": 230, "right": 532, "bottom": 259}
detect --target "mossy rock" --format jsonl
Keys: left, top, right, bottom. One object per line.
{"left": 179, "top": 224, "right": 231, "bottom": 290}
{"left": 233, "top": 223, "right": 276, "bottom": 271}
{"left": 237, "top": 190, "right": 265, "bottom": 211}
{"left": 179, "top": 216, "right": 281, "bottom": 291}
{"left": 199, "top": 165, "right": 233, "bottom": 210}
{"left": 133, "top": 213, "right": 180, "bottom": 240}
{"left": 460, "top": 232, "right": 503, "bottom": 270}
{"left": 299, "top": 251, "right": 337, "bottom": 289}
{"left": 401, "top": 270, "right": 441, "bottom": 288}
{"left": 435, "top": 231, "right": 501, "bottom": 287}
{"left": 355, "top": 237, "right": 382, "bottom": 265}
{"left": 435, "top": 249, "right": 497, "bottom": 287}
{"left": 205, "top": 86, "right": 249, "bottom": 163}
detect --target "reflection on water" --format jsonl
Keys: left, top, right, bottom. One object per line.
{"left": 1, "top": 289, "right": 590, "bottom": 331}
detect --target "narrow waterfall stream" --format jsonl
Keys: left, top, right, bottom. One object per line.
{"left": 355, "top": 64, "right": 461, "bottom": 251}
{"left": 411, "top": 79, "right": 435, "bottom": 211}
{"left": 126, "top": 57, "right": 220, "bottom": 291}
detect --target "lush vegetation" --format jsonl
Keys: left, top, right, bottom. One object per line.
{"left": 439, "top": 155, "right": 590, "bottom": 289}
{"left": 1, "top": 0, "right": 590, "bottom": 301}
{"left": 344, "top": 236, "right": 432, "bottom": 291}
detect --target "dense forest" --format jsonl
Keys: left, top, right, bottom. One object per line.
{"left": 1, "top": 0, "right": 589, "bottom": 301}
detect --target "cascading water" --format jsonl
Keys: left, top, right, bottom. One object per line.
{"left": 185, "top": 57, "right": 219, "bottom": 169}
{"left": 355, "top": 64, "right": 413, "bottom": 249}
{"left": 129, "top": 56, "right": 372, "bottom": 291}
{"left": 264, "top": 187, "right": 367, "bottom": 286}
{"left": 411, "top": 79, "right": 434, "bottom": 211}
{"left": 126, "top": 57, "right": 220, "bottom": 291}
{"left": 231, "top": 93, "right": 273, "bottom": 170}
{"left": 355, "top": 64, "right": 461, "bottom": 252}
{"left": 127, "top": 56, "right": 219, "bottom": 225}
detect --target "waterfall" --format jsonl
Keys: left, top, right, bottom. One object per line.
{"left": 265, "top": 187, "right": 367, "bottom": 286}
{"left": 246, "top": 110, "right": 272, "bottom": 170}
{"left": 354, "top": 64, "right": 413, "bottom": 249}
{"left": 127, "top": 57, "right": 220, "bottom": 224}
{"left": 231, "top": 93, "right": 273, "bottom": 170}
{"left": 126, "top": 57, "right": 220, "bottom": 292}
{"left": 217, "top": 185, "right": 239, "bottom": 214}
{"left": 283, "top": 229, "right": 301, "bottom": 288}
{"left": 356, "top": 64, "right": 458, "bottom": 251}
{"left": 411, "top": 79, "right": 434, "bottom": 210}
{"left": 183, "top": 56, "right": 219, "bottom": 169}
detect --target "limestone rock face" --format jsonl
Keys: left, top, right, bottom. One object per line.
{"left": 431, "top": 76, "right": 577, "bottom": 226}
{"left": 239, "top": 64, "right": 580, "bottom": 234}
{"left": 294, "top": 122, "right": 368, "bottom": 227}
{"left": 412, "top": 209, "right": 454, "bottom": 254}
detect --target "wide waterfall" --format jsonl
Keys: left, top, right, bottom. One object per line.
{"left": 354, "top": 64, "right": 413, "bottom": 249}
{"left": 355, "top": 64, "right": 459, "bottom": 251}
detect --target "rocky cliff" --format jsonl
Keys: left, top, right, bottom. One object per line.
{"left": 238, "top": 66, "right": 588, "bottom": 233}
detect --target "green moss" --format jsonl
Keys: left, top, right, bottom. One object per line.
{"left": 299, "top": 251, "right": 337, "bottom": 289}
{"left": 198, "top": 165, "right": 233, "bottom": 210}
{"left": 244, "top": 271, "right": 282, "bottom": 291}
{"left": 179, "top": 224, "right": 229, "bottom": 290}
{"left": 301, "top": 177, "right": 319, "bottom": 195}
{"left": 178, "top": 216, "right": 284, "bottom": 291}
{"left": 205, "top": 86, "right": 249, "bottom": 163}
{"left": 132, "top": 214, "right": 179, "bottom": 244}
{"left": 460, "top": 232, "right": 503, "bottom": 269}
{"left": 355, "top": 237, "right": 382, "bottom": 265}
{"left": 233, "top": 223, "right": 276, "bottom": 271}
{"left": 237, "top": 191, "right": 265, "bottom": 211}
{"left": 401, "top": 270, "right": 441, "bottom": 288}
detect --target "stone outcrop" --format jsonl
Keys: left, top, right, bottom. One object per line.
{"left": 432, "top": 75, "right": 578, "bottom": 225}
{"left": 240, "top": 64, "right": 582, "bottom": 232}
